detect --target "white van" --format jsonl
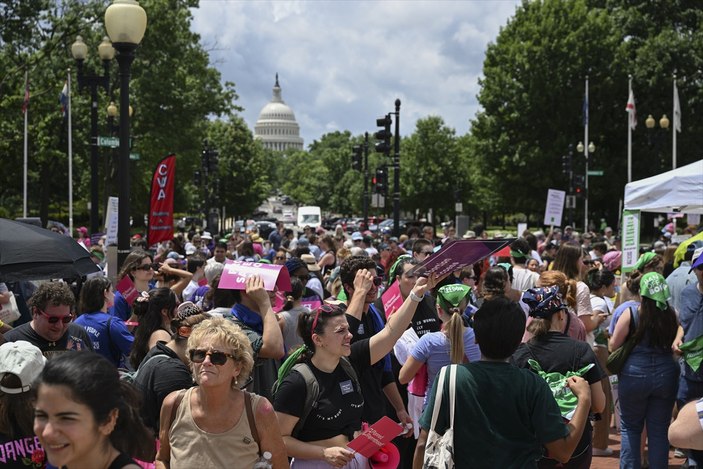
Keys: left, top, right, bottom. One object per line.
{"left": 297, "top": 206, "right": 321, "bottom": 228}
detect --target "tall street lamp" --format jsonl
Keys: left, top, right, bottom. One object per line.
{"left": 71, "top": 35, "right": 114, "bottom": 235}
{"left": 576, "top": 140, "right": 595, "bottom": 232}
{"left": 104, "top": 0, "right": 147, "bottom": 270}
{"left": 645, "top": 114, "right": 670, "bottom": 169}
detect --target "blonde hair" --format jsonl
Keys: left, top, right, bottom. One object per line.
{"left": 187, "top": 317, "right": 255, "bottom": 386}
{"left": 439, "top": 304, "right": 466, "bottom": 364}
{"left": 539, "top": 270, "right": 577, "bottom": 309}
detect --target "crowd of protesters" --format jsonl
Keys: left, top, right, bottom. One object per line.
{"left": 0, "top": 217, "right": 702, "bottom": 469}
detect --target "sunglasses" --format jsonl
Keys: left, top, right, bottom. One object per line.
{"left": 37, "top": 309, "right": 72, "bottom": 324}
{"left": 420, "top": 250, "right": 433, "bottom": 256}
{"left": 135, "top": 263, "right": 157, "bottom": 271}
{"left": 311, "top": 304, "right": 339, "bottom": 336}
{"left": 275, "top": 256, "right": 286, "bottom": 260}
{"left": 188, "top": 349, "right": 234, "bottom": 366}
{"left": 372, "top": 277, "right": 383, "bottom": 287}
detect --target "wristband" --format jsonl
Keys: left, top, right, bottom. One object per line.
{"left": 409, "top": 291, "right": 423, "bottom": 303}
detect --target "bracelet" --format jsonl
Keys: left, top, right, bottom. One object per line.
{"left": 409, "top": 291, "right": 423, "bottom": 303}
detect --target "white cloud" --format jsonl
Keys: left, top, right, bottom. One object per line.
{"left": 191, "top": 0, "right": 520, "bottom": 146}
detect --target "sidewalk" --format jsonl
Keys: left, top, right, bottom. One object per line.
{"left": 591, "top": 428, "right": 685, "bottom": 468}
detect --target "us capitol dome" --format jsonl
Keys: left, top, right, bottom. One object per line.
{"left": 254, "top": 74, "right": 304, "bottom": 151}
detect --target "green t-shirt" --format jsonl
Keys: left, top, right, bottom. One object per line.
{"left": 419, "top": 361, "right": 569, "bottom": 469}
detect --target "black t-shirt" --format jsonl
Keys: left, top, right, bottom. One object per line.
{"left": 373, "top": 294, "right": 441, "bottom": 339}
{"left": 511, "top": 331, "right": 606, "bottom": 459}
{"left": 274, "top": 339, "right": 369, "bottom": 441}
{"left": 0, "top": 433, "right": 45, "bottom": 468}
{"left": 133, "top": 341, "right": 193, "bottom": 433}
{"left": 4, "top": 323, "right": 93, "bottom": 359}
{"left": 345, "top": 306, "right": 396, "bottom": 424}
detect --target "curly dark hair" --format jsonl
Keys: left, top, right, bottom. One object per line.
{"left": 28, "top": 282, "right": 75, "bottom": 312}
{"left": 339, "top": 255, "right": 377, "bottom": 297}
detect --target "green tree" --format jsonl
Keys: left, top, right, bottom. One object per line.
{"left": 400, "top": 116, "right": 464, "bottom": 220}
{"left": 208, "top": 117, "right": 270, "bottom": 219}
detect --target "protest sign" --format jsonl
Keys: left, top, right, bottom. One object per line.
{"left": 544, "top": 189, "right": 566, "bottom": 226}
{"left": 408, "top": 239, "right": 513, "bottom": 277}
{"left": 219, "top": 260, "right": 292, "bottom": 291}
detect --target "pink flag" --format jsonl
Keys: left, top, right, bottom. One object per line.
{"left": 626, "top": 89, "right": 637, "bottom": 130}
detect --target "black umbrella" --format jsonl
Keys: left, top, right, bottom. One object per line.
{"left": 0, "top": 218, "right": 100, "bottom": 282}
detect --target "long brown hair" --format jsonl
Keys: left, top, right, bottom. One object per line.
{"left": 632, "top": 297, "right": 677, "bottom": 349}
{"left": 117, "top": 249, "right": 152, "bottom": 281}
{"left": 552, "top": 243, "right": 584, "bottom": 280}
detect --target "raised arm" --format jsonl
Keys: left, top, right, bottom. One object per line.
{"left": 247, "top": 275, "right": 285, "bottom": 360}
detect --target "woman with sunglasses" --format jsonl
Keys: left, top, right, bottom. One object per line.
{"left": 133, "top": 302, "right": 209, "bottom": 434}
{"left": 74, "top": 277, "right": 133, "bottom": 367}
{"left": 156, "top": 317, "right": 288, "bottom": 469}
{"left": 273, "top": 273, "right": 437, "bottom": 468}
{"left": 129, "top": 288, "right": 178, "bottom": 370}
{"left": 111, "top": 250, "right": 155, "bottom": 322}
{"left": 34, "top": 351, "right": 154, "bottom": 469}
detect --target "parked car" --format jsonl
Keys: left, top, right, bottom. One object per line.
{"left": 255, "top": 220, "right": 277, "bottom": 239}
{"left": 280, "top": 195, "right": 293, "bottom": 206}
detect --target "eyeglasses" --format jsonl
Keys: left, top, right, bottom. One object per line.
{"left": 37, "top": 309, "right": 72, "bottom": 324}
{"left": 135, "top": 263, "right": 156, "bottom": 271}
{"left": 188, "top": 349, "right": 234, "bottom": 366}
{"left": 275, "top": 256, "right": 286, "bottom": 260}
{"left": 372, "top": 277, "right": 383, "bottom": 287}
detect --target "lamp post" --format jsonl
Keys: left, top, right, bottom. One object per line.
{"left": 576, "top": 140, "right": 595, "bottom": 232}
{"left": 104, "top": 0, "right": 147, "bottom": 270}
{"left": 105, "top": 101, "right": 132, "bottom": 210}
{"left": 645, "top": 114, "right": 670, "bottom": 169}
{"left": 392, "top": 99, "right": 401, "bottom": 237}
{"left": 71, "top": 35, "right": 114, "bottom": 235}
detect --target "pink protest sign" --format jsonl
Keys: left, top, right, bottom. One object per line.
{"left": 347, "top": 416, "right": 404, "bottom": 458}
{"left": 381, "top": 281, "right": 403, "bottom": 319}
{"left": 116, "top": 275, "right": 139, "bottom": 306}
{"left": 218, "top": 260, "right": 292, "bottom": 292}
{"left": 408, "top": 239, "right": 514, "bottom": 277}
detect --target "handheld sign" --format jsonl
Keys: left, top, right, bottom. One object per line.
{"left": 115, "top": 275, "right": 139, "bottom": 306}
{"left": 347, "top": 416, "right": 404, "bottom": 459}
{"left": 218, "top": 260, "right": 292, "bottom": 292}
{"left": 408, "top": 239, "right": 513, "bottom": 277}
{"left": 381, "top": 281, "right": 403, "bottom": 319}
{"left": 544, "top": 189, "right": 566, "bottom": 226}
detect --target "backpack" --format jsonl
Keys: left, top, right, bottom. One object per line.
{"left": 272, "top": 357, "right": 361, "bottom": 438}
{"left": 119, "top": 353, "right": 169, "bottom": 384}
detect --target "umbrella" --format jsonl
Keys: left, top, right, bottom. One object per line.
{"left": 0, "top": 218, "right": 100, "bottom": 282}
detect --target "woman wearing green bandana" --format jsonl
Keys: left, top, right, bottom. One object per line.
{"left": 608, "top": 272, "right": 678, "bottom": 469}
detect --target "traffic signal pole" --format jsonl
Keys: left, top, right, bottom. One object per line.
{"left": 393, "top": 99, "right": 401, "bottom": 237}
{"left": 363, "top": 132, "right": 369, "bottom": 228}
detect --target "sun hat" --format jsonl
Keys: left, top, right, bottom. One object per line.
{"left": 301, "top": 254, "right": 320, "bottom": 272}
{"left": 689, "top": 247, "right": 703, "bottom": 273}
{"left": 0, "top": 341, "right": 46, "bottom": 394}
{"left": 462, "top": 230, "right": 476, "bottom": 239}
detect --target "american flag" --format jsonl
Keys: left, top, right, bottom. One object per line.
{"left": 59, "top": 81, "right": 69, "bottom": 119}
{"left": 625, "top": 89, "right": 636, "bottom": 130}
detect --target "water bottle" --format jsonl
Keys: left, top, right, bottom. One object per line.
{"left": 252, "top": 451, "right": 273, "bottom": 469}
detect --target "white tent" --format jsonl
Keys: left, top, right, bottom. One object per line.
{"left": 624, "top": 159, "right": 703, "bottom": 214}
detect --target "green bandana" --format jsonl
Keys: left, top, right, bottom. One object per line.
{"left": 634, "top": 252, "right": 656, "bottom": 271}
{"left": 680, "top": 335, "right": 703, "bottom": 372}
{"left": 436, "top": 284, "right": 472, "bottom": 312}
{"left": 387, "top": 255, "right": 412, "bottom": 287}
{"left": 639, "top": 272, "right": 670, "bottom": 310}
{"left": 510, "top": 249, "right": 528, "bottom": 259}
{"left": 528, "top": 359, "right": 594, "bottom": 419}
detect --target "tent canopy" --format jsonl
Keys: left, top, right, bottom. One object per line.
{"left": 624, "top": 159, "right": 703, "bottom": 214}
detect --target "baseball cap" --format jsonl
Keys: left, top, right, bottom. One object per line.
{"left": 0, "top": 341, "right": 46, "bottom": 394}
{"left": 690, "top": 247, "right": 703, "bottom": 272}
{"left": 351, "top": 232, "right": 363, "bottom": 241}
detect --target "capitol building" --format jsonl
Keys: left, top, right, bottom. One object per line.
{"left": 254, "top": 74, "right": 304, "bottom": 151}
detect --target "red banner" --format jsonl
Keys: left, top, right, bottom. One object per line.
{"left": 148, "top": 154, "right": 176, "bottom": 246}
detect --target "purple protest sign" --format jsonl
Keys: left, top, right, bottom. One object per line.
{"left": 408, "top": 239, "right": 514, "bottom": 277}
{"left": 219, "top": 260, "right": 292, "bottom": 292}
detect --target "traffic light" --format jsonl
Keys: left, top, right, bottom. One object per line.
{"left": 209, "top": 149, "right": 219, "bottom": 173}
{"left": 352, "top": 145, "right": 362, "bottom": 171}
{"left": 201, "top": 149, "right": 209, "bottom": 173}
{"left": 574, "top": 174, "right": 587, "bottom": 197}
{"left": 193, "top": 170, "right": 201, "bottom": 186}
{"left": 561, "top": 154, "right": 572, "bottom": 175}
{"left": 375, "top": 166, "right": 388, "bottom": 194}
{"left": 374, "top": 114, "right": 392, "bottom": 156}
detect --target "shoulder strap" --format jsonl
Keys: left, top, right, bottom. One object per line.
{"left": 167, "top": 389, "right": 187, "bottom": 432}
{"left": 244, "top": 391, "right": 262, "bottom": 457}
{"left": 291, "top": 362, "right": 319, "bottom": 438}
{"left": 339, "top": 357, "right": 361, "bottom": 392}
{"left": 429, "top": 365, "right": 448, "bottom": 432}
{"left": 448, "top": 364, "right": 457, "bottom": 429}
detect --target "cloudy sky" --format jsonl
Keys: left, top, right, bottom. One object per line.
{"left": 191, "top": 0, "right": 521, "bottom": 147}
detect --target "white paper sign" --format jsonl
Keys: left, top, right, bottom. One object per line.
{"left": 105, "top": 196, "right": 119, "bottom": 246}
{"left": 688, "top": 213, "right": 701, "bottom": 226}
{"left": 517, "top": 223, "right": 527, "bottom": 237}
{"left": 544, "top": 189, "right": 566, "bottom": 227}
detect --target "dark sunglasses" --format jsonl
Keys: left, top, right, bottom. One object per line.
{"left": 372, "top": 277, "right": 383, "bottom": 287}
{"left": 188, "top": 349, "right": 234, "bottom": 366}
{"left": 135, "top": 263, "right": 157, "bottom": 271}
{"left": 37, "top": 309, "right": 72, "bottom": 324}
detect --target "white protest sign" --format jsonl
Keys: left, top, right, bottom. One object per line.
{"left": 544, "top": 189, "right": 566, "bottom": 226}
{"left": 105, "top": 197, "right": 119, "bottom": 246}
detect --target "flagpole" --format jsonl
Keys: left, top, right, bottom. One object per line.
{"left": 23, "top": 69, "right": 28, "bottom": 218}
{"left": 583, "top": 75, "right": 589, "bottom": 232}
{"left": 627, "top": 75, "right": 632, "bottom": 183}
{"left": 67, "top": 68, "right": 74, "bottom": 237}
{"left": 672, "top": 73, "right": 677, "bottom": 170}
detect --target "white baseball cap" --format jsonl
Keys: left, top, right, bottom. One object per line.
{"left": 0, "top": 341, "right": 46, "bottom": 394}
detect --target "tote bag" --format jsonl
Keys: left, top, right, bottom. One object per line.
{"left": 423, "top": 364, "right": 457, "bottom": 469}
